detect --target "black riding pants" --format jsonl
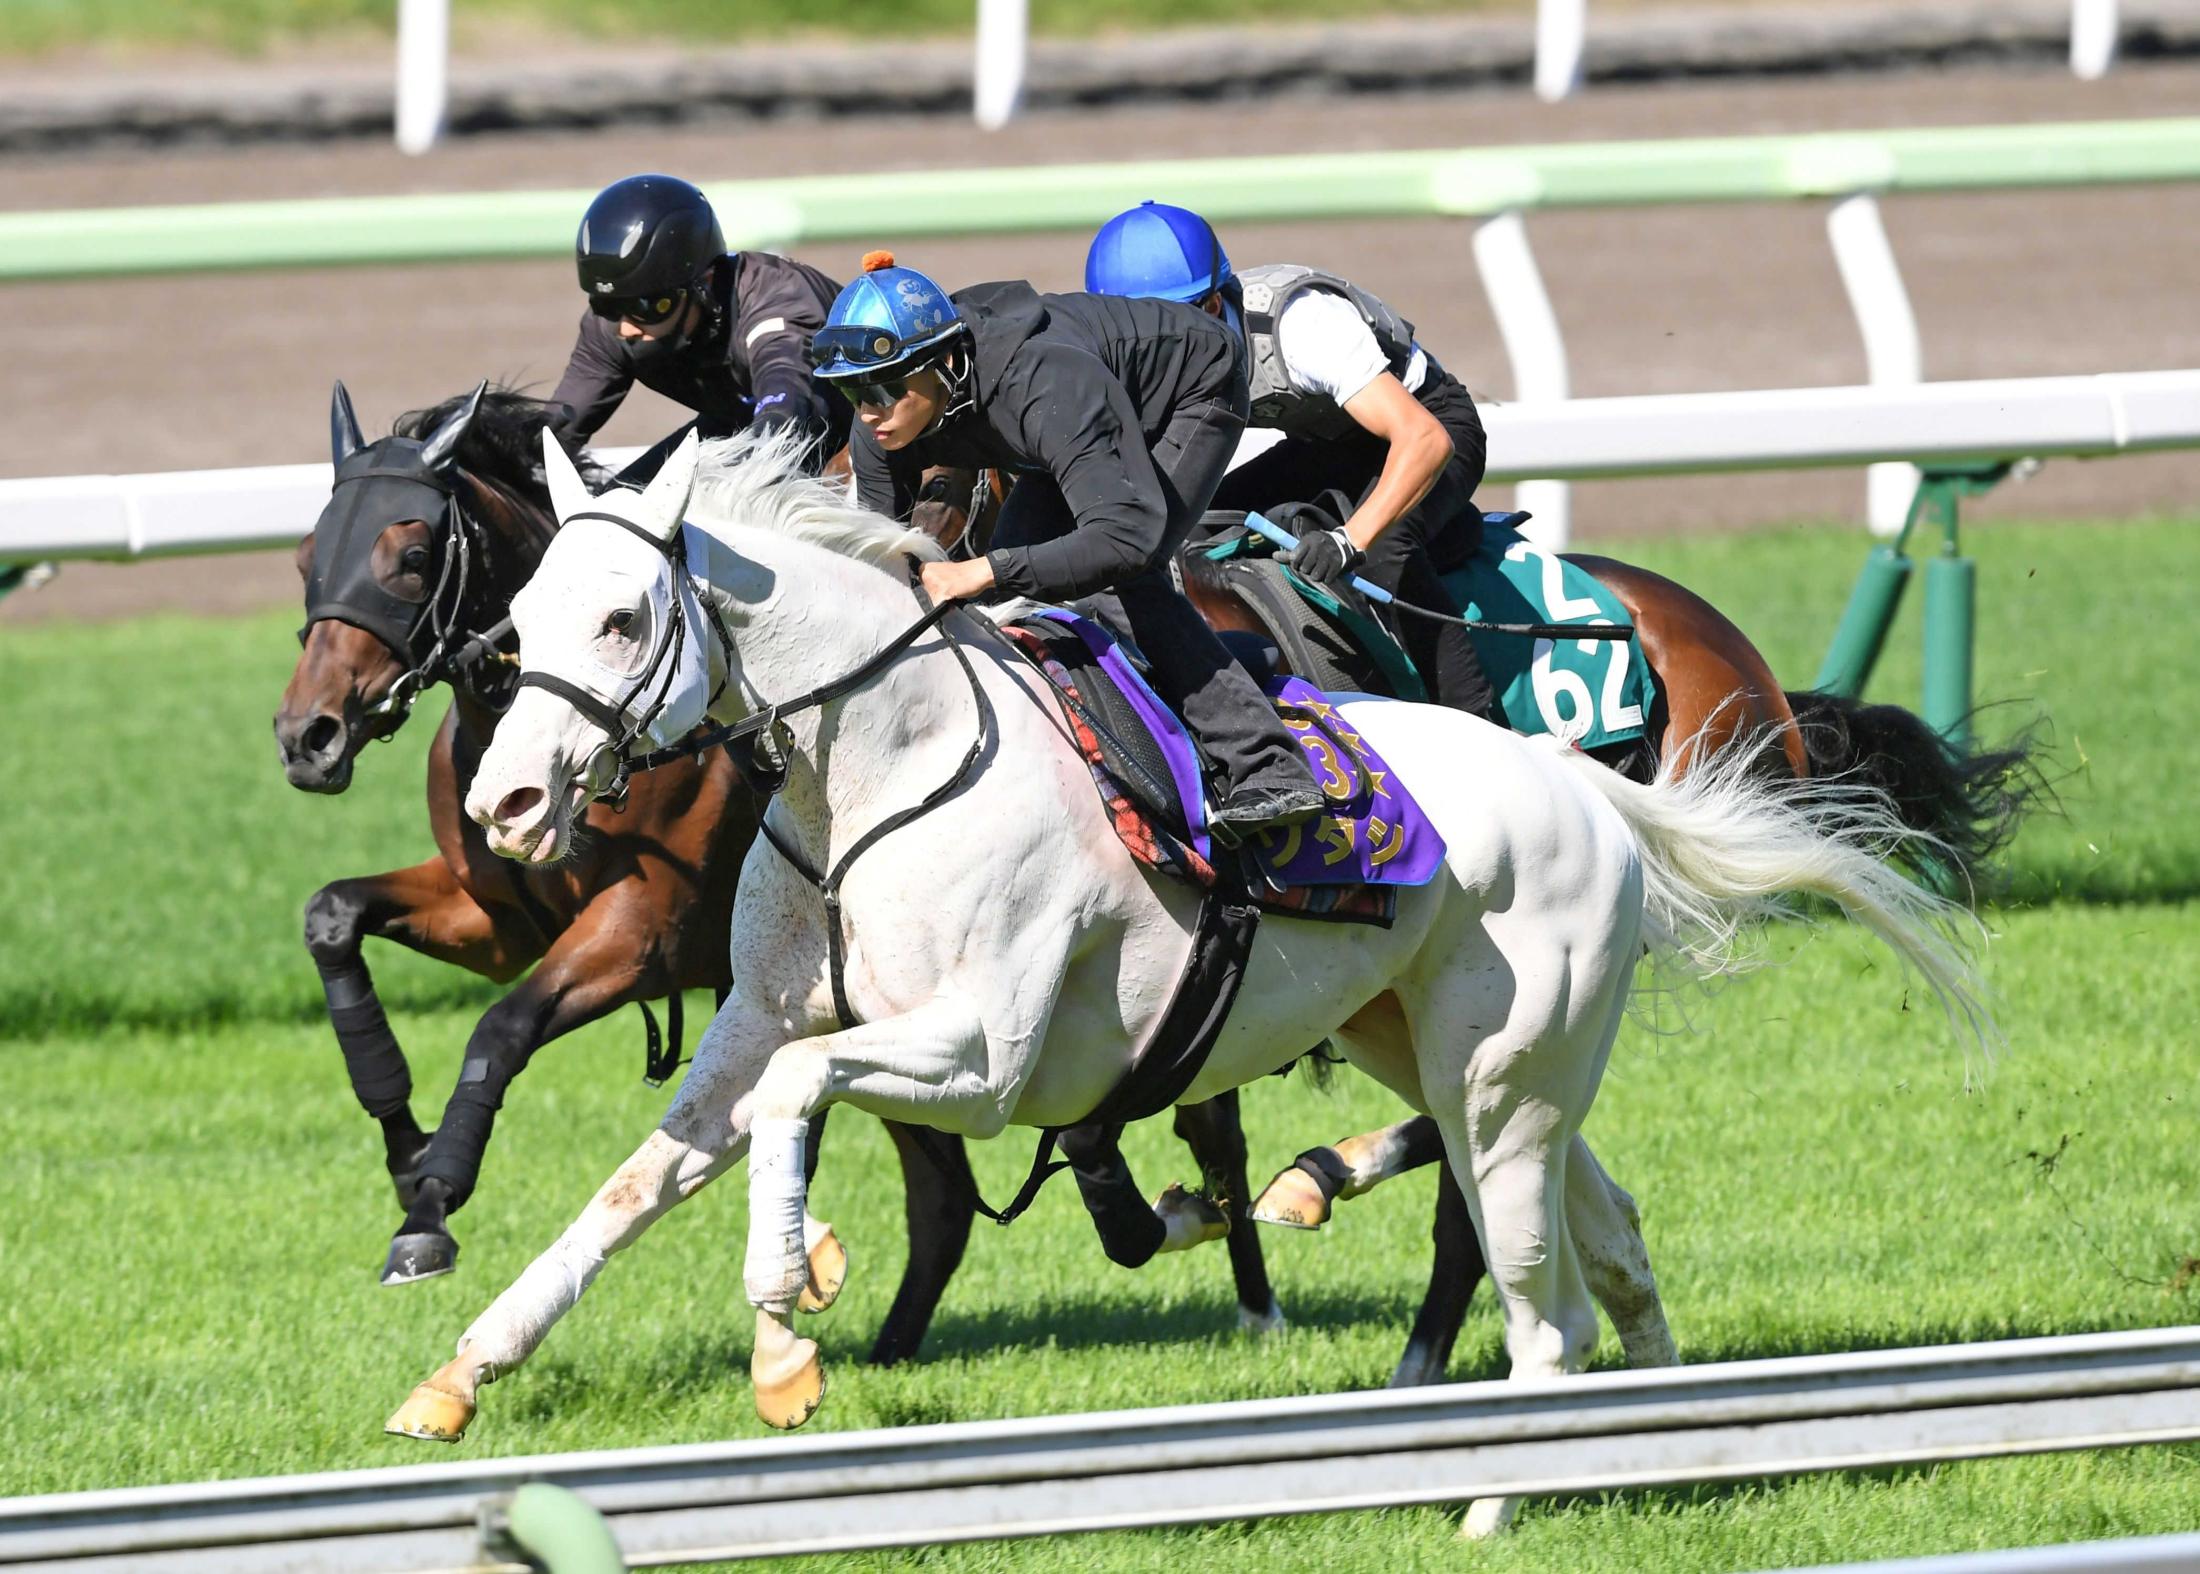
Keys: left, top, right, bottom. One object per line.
{"left": 1210, "top": 376, "right": 1500, "bottom": 723}
{"left": 992, "top": 398, "right": 1314, "bottom": 799}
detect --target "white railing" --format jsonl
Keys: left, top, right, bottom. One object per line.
{"left": 4, "top": 1327, "right": 2195, "bottom": 1570}
{"left": 4, "top": 370, "right": 2195, "bottom": 567}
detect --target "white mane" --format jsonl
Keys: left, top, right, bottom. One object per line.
{"left": 684, "top": 428, "right": 945, "bottom": 569}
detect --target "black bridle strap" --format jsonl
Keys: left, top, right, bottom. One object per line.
{"left": 753, "top": 584, "right": 993, "bottom": 1033}
{"left": 625, "top": 588, "right": 965, "bottom": 779}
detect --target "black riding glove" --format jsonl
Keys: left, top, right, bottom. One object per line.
{"left": 1286, "top": 524, "right": 1366, "bottom": 588}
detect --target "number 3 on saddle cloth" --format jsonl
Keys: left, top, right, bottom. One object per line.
{"left": 1000, "top": 607, "right": 1448, "bottom": 925}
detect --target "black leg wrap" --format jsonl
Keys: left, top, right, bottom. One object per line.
{"left": 1059, "top": 1122, "right": 1167, "bottom": 1270}
{"left": 1291, "top": 1144, "right": 1355, "bottom": 1205}
{"left": 318, "top": 960, "right": 412, "bottom": 1120}
{"left": 414, "top": 1063, "right": 504, "bottom": 1214}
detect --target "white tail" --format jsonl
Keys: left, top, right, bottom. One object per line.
{"left": 1558, "top": 732, "right": 2000, "bottom": 1061}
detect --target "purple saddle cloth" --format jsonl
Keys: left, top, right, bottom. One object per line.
{"left": 1024, "top": 609, "right": 1447, "bottom": 890}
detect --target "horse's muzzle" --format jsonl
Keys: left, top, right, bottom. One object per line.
{"left": 275, "top": 708, "right": 357, "bottom": 794}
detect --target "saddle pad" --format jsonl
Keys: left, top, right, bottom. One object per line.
{"left": 1004, "top": 611, "right": 1443, "bottom": 921}
{"left": 1442, "top": 523, "right": 1657, "bottom": 753}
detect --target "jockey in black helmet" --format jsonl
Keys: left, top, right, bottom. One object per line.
{"left": 1087, "top": 201, "right": 1501, "bottom": 726}
{"left": 813, "top": 252, "right": 1326, "bottom": 837}
{"left": 550, "top": 174, "right": 849, "bottom": 480}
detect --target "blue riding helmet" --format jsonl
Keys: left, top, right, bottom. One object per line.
{"left": 1084, "top": 200, "right": 1233, "bottom": 303}
{"left": 810, "top": 252, "right": 966, "bottom": 385}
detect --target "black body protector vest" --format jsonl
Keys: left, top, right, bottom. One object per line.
{"left": 1239, "top": 263, "right": 1421, "bottom": 442}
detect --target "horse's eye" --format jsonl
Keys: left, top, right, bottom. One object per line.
{"left": 400, "top": 546, "right": 431, "bottom": 575}
{"left": 605, "top": 609, "right": 635, "bottom": 636}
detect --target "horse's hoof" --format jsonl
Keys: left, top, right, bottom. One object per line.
{"left": 384, "top": 1378, "right": 474, "bottom": 1443}
{"left": 1250, "top": 1165, "right": 1331, "bottom": 1230}
{"left": 752, "top": 1337, "right": 826, "bottom": 1431}
{"left": 382, "top": 1231, "right": 459, "bottom": 1286}
{"left": 1460, "top": 1496, "right": 1518, "bottom": 1539}
{"left": 387, "top": 1132, "right": 435, "bottom": 1211}
{"left": 1239, "top": 1299, "right": 1287, "bottom": 1336}
{"left": 797, "top": 1224, "right": 848, "bottom": 1315}
{"left": 1154, "top": 1184, "right": 1230, "bottom": 1253}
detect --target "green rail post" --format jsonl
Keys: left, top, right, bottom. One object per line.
{"left": 1812, "top": 533, "right": 1915, "bottom": 699}
{"left": 482, "top": 1482, "right": 625, "bottom": 1573}
{"left": 1814, "top": 461, "right": 2005, "bottom": 737}
{"left": 1914, "top": 461, "right": 2008, "bottom": 749}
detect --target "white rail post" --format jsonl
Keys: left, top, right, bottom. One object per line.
{"left": 394, "top": 0, "right": 449, "bottom": 156}
{"left": 2071, "top": 0, "right": 2119, "bottom": 78}
{"left": 1826, "top": 193, "right": 1923, "bottom": 536}
{"left": 1472, "top": 211, "right": 1572, "bottom": 546}
{"left": 974, "top": 0, "right": 1028, "bottom": 131}
{"left": 1535, "top": 0, "right": 1587, "bottom": 102}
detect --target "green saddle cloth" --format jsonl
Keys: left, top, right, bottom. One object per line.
{"left": 1202, "top": 514, "right": 1656, "bottom": 753}
{"left": 1445, "top": 522, "right": 1656, "bottom": 753}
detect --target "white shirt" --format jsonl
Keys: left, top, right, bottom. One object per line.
{"left": 1271, "top": 287, "right": 1428, "bottom": 408}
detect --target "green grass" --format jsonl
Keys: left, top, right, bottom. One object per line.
{"left": 1, "top": 511, "right": 2197, "bottom": 1568}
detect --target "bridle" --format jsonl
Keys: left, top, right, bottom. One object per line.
{"left": 512, "top": 512, "right": 989, "bottom": 1028}
{"left": 303, "top": 466, "right": 519, "bottom": 732}
{"left": 362, "top": 496, "right": 515, "bottom": 726}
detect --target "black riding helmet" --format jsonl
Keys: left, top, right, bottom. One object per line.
{"left": 576, "top": 175, "right": 726, "bottom": 325}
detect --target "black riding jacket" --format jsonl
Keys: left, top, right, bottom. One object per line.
{"left": 551, "top": 250, "right": 850, "bottom": 458}
{"left": 850, "top": 282, "right": 1245, "bottom": 600}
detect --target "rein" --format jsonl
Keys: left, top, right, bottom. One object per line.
{"left": 515, "top": 516, "right": 991, "bottom": 1031}
{"left": 358, "top": 495, "right": 519, "bottom": 727}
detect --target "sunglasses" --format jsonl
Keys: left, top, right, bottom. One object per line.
{"left": 589, "top": 290, "right": 687, "bottom": 327}
{"left": 830, "top": 375, "right": 916, "bottom": 409}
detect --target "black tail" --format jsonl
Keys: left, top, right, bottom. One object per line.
{"left": 1782, "top": 690, "right": 2053, "bottom": 900}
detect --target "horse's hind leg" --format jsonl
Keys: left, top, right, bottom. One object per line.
{"left": 868, "top": 1121, "right": 978, "bottom": 1368}
{"left": 1174, "top": 1091, "right": 1284, "bottom": 1332}
{"left": 1566, "top": 1134, "right": 1675, "bottom": 1368}
{"left": 305, "top": 860, "right": 531, "bottom": 1215}
{"left": 1388, "top": 1164, "right": 1490, "bottom": 1388}
{"left": 390, "top": 889, "right": 660, "bottom": 1287}
{"left": 1252, "top": 1114, "right": 1445, "bottom": 1230}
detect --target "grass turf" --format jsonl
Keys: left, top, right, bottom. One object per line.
{"left": 1, "top": 511, "right": 2196, "bottom": 1568}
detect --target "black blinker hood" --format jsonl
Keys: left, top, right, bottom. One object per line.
{"left": 303, "top": 439, "right": 457, "bottom": 664}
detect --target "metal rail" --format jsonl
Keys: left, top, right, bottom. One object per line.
{"left": 13, "top": 370, "right": 2194, "bottom": 568}
{"left": 4, "top": 1327, "right": 2196, "bottom": 1571}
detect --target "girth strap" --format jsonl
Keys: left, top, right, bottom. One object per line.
{"left": 899, "top": 869, "right": 1264, "bottom": 1228}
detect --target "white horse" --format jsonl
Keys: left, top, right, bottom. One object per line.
{"left": 387, "top": 428, "right": 1989, "bottom": 1533}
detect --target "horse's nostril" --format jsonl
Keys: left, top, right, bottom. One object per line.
{"left": 302, "top": 714, "right": 343, "bottom": 759}
{"left": 495, "top": 786, "right": 545, "bottom": 826}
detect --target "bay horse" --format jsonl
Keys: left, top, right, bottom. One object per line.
{"left": 271, "top": 385, "right": 1274, "bottom": 1361}
{"left": 390, "top": 430, "right": 1989, "bottom": 1546}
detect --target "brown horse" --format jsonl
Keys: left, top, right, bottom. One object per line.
{"left": 912, "top": 470, "right": 2037, "bottom": 1385}
{"left": 273, "top": 391, "right": 1279, "bottom": 1362}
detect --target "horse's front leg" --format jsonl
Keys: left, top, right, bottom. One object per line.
{"left": 304, "top": 860, "right": 537, "bottom": 1214}
{"left": 742, "top": 996, "right": 995, "bottom": 1430}
{"left": 385, "top": 992, "right": 789, "bottom": 1444}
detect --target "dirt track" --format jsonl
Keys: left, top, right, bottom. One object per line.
{"left": 4, "top": 60, "right": 2198, "bottom": 624}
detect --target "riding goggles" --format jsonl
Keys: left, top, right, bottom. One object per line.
{"left": 588, "top": 289, "right": 688, "bottom": 327}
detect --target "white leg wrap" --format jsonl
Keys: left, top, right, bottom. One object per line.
{"left": 745, "top": 1117, "right": 811, "bottom": 1313}
{"left": 459, "top": 1233, "right": 606, "bottom": 1371}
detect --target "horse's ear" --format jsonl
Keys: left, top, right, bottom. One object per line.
{"left": 541, "top": 426, "right": 595, "bottom": 525}
{"left": 638, "top": 428, "right": 701, "bottom": 543}
{"left": 420, "top": 381, "right": 485, "bottom": 473}
{"left": 330, "top": 380, "right": 366, "bottom": 466}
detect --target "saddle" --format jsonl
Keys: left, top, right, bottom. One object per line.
{"left": 1192, "top": 505, "right": 1660, "bottom": 758}
{"left": 999, "top": 606, "right": 1447, "bottom": 925}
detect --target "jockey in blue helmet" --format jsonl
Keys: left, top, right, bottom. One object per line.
{"left": 810, "top": 251, "right": 1326, "bottom": 835}
{"left": 1086, "top": 202, "right": 1501, "bottom": 726}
